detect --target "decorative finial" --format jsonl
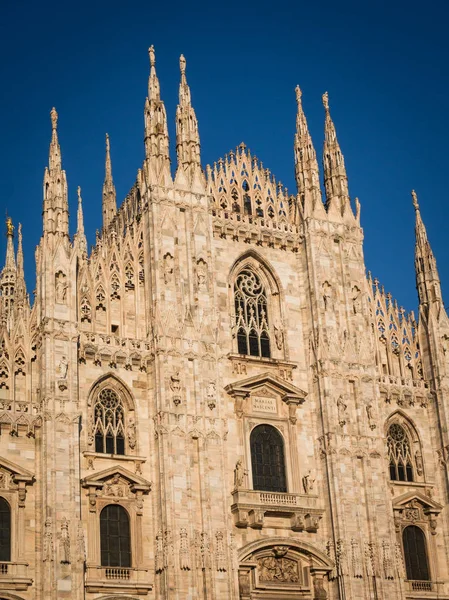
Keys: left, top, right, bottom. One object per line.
{"left": 322, "top": 92, "right": 329, "bottom": 112}
{"left": 149, "top": 45, "right": 156, "bottom": 68}
{"left": 411, "top": 189, "right": 419, "bottom": 210}
{"left": 77, "top": 186, "right": 82, "bottom": 202}
{"left": 5, "top": 216, "right": 14, "bottom": 237}
{"left": 180, "top": 54, "right": 186, "bottom": 75}
{"left": 50, "top": 107, "right": 58, "bottom": 130}
{"left": 295, "top": 85, "right": 302, "bottom": 104}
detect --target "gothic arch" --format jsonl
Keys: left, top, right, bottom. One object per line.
{"left": 87, "top": 374, "right": 137, "bottom": 455}
{"left": 385, "top": 410, "right": 424, "bottom": 481}
{"left": 238, "top": 537, "right": 333, "bottom": 568}
{"left": 229, "top": 249, "right": 283, "bottom": 298}
{"left": 229, "top": 250, "right": 287, "bottom": 359}
{"left": 88, "top": 373, "right": 135, "bottom": 413}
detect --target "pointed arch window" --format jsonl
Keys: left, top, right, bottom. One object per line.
{"left": 403, "top": 525, "right": 430, "bottom": 581}
{"left": 94, "top": 389, "right": 126, "bottom": 455}
{"left": 0, "top": 497, "right": 11, "bottom": 562}
{"left": 387, "top": 423, "right": 414, "bottom": 482}
{"left": 250, "top": 425, "right": 286, "bottom": 492}
{"left": 100, "top": 504, "right": 131, "bottom": 567}
{"left": 235, "top": 270, "right": 271, "bottom": 358}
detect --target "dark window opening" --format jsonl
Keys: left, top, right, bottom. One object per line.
{"left": 250, "top": 424, "right": 286, "bottom": 492}
{"left": 100, "top": 504, "right": 131, "bottom": 567}
{"left": 403, "top": 525, "right": 430, "bottom": 581}
{"left": 0, "top": 497, "right": 11, "bottom": 562}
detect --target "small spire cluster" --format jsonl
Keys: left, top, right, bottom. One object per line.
{"left": 0, "top": 217, "right": 28, "bottom": 331}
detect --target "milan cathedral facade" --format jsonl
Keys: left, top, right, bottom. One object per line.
{"left": 0, "top": 46, "right": 448, "bottom": 600}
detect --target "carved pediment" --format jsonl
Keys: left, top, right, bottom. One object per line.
{"left": 392, "top": 490, "right": 442, "bottom": 516}
{"left": 0, "top": 456, "right": 34, "bottom": 484}
{"left": 225, "top": 372, "right": 307, "bottom": 404}
{"left": 81, "top": 465, "right": 151, "bottom": 494}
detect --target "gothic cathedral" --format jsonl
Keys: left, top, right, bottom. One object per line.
{"left": 0, "top": 46, "right": 448, "bottom": 600}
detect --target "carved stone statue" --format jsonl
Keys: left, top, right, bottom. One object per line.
{"left": 58, "top": 356, "right": 68, "bottom": 379}
{"left": 59, "top": 517, "right": 70, "bottom": 564}
{"left": 323, "top": 281, "right": 333, "bottom": 312}
{"left": 234, "top": 459, "right": 246, "bottom": 489}
{"left": 55, "top": 271, "right": 67, "bottom": 304}
{"left": 274, "top": 325, "right": 284, "bottom": 350}
{"left": 415, "top": 450, "right": 424, "bottom": 475}
{"left": 163, "top": 253, "right": 174, "bottom": 284}
{"left": 197, "top": 258, "right": 207, "bottom": 289}
{"left": 302, "top": 471, "right": 315, "bottom": 494}
{"left": 352, "top": 285, "right": 362, "bottom": 314}
{"left": 337, "top": 395, "right": 348, "bottom": 427}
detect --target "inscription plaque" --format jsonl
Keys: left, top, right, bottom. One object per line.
{"left": 252, "top": 396, "right": 277, "bottom": 413}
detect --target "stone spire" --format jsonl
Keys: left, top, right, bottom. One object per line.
{"left": 294, "top": 85, "right": 324, "bottom": 218}
{"left": 43, "top": 107, "right": 69, "bottom": 236}
{"left": 144, "top": 45, "right": 171, "bottom": 184}
{"left": 413, "top": 190, "right": 442, "bottom": 310}
{"left": 15, "top": 223, "right": 28, "bottom": 311}
{"left": 76, "top": 186, "right": 87, "bottom": 255}
{"left": 102, "top": 133, "right": 117, "bottom": 230}
{"left": 322, "top": 92, "right": 352, "bottom": 218}
{"left": 1, "top": 217, "right": 16, "bottom": 328}
{"left": 175, "top": 54, "right": 202, "bottom": 184}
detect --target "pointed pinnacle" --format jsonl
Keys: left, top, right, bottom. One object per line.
{"left": 105, "top": 133, "right": 113, "bottom": 182}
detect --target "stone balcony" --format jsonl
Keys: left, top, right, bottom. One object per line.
{"left": 404, "top": 580, "right": 448, "bottom": 598}
{"left": 85, "top": 565, "right": 152, "bottom": 595}
{"left": 231, "top": 489, "right": 324, "bottom": 532}
{"left": 0, "top": 561, "right": 33, "bottom": 591}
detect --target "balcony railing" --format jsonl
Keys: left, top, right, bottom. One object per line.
{"left": 105, "top": 567, "right": 131, "bottom": 580}
{"left": 407, "top": 580, "right": 433, "bottom": 592}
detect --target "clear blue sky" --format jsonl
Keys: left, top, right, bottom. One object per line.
{"left": 0, "top": 0, "right": 448, "bottom": 313}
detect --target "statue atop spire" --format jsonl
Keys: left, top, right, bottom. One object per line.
{"left": 103, "top": 133, "right": 117, "bottom": 230}
{"left": 294, "top": 85, "right": 323, "bottom": 218}
{"left": 4, "top": 216, "right": 15, "bottom": 271}
{"left": 322, "top": 92, "right": 352, "bottom": 218}
{"left": 144, "top": 45, "right": 171, "bottom": 184}
{"left": 175, "top": 52, "right": 202, "bottom": 186}
{"left": 412, "top": 189, "right": 419, "bottom": 210}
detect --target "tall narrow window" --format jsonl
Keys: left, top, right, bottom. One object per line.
{"left": 403, "top": 526, "right": 430, "bottom": 581}
{"left": 250, "top": 425, "right": 286, "bottom": 492}
{"left": 235, "top": 270, "right": 271, "bottom": 358}
{"left": 0, "top": 497, "right": 11, "bottom": 562}
{"left": 387, "top": 424, "right": 414, "bottom": 482}
{"left": 94, "top": 389, "right": 126, "bottom": 455}
{"left": 100, "top": 504, "right": 131, "bottom": 567}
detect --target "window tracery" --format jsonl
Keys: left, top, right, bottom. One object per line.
{"left": 387, "top": 423, "right": 414, "bottom": 482}
{"left": 93, "top": 389, "right": 126, "bottom": 455}
{"left": 234, "top": 270, "right": 270, "bottom": 358}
